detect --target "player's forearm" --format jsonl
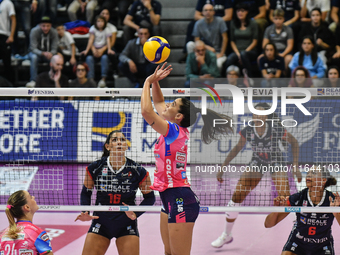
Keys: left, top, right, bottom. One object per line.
{"left": 223, "top": 147, "right": 241, "bottom": 166}
{"left": 265, "top": 212, "right": 289, "bottom": 228}
{"left": 333, "top": 213, "right": 340, "bottom": 225}
{"left": 141, "top": 80, "right": 153, "bottom": 115}
{"left": 152, "top": 81, "right": 165, "bottom": 104}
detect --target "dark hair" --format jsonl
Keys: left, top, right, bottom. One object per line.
{"left": 102, "top": 130, "right": 126, "bottom": 157}
{"left": 310, "top": 7, "right": 322, "bottom": 15}
{"left": 94, "top": 15, "right": 107, "bottom": 30}
{"left": 327, "top": 66, "right": 340, "bottom": 77}
{"left": 289, "top": 66, "right": 313, "bottom": 87}
{"left": 5, "top": 190, "right": 28, "bottom": 239}
{"left": 299, "top": 36, "right": 318, "bottom": 66}
{"left": 178, "top": 98, "right": 233, "bottom": 144}
{"left": 73, "top": 62, "right": 90, "bottom": 74}
{"left": 233, "top": 3, "right": 250, "bottom": 28}
{"left": 321, "top": 168, "right": 337, "bottom": 189}
{"left": 100, "top": 8, "right": 110, "bottom": 15}
{"left": 264, "top": 42, "right": 278, "bottom": 58}
{"left": 253, "top": 102, "right": 278, "bottom": 120}
{"left": 55, "top": 23, "right": 64, "bottom": 28}
{"left": 138, "top": 26, "right": 151, "bottom": 34}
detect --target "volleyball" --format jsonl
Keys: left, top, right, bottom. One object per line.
{"left": 143, "top": 36, "right": 170, "bottom": 64}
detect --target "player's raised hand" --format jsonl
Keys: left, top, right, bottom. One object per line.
{"left": 146, "top": 62, "right": 172, "bottom": 84}
{"left": 292, "top": 164, "right": 302, "bottom": 183}
{"left": 330, "top": 192, "right": 340, "bottom": 207}
{"left": 274, "top": 196, "right": 289, "bottom": 206}
{"left": 217, "top": 171, "right": 224, "bottom": 183}
{"left": 122, "top": 202, "right": 137, "bottom": 220}
{"left": 75, "top": 211, "right": 99, "bottom": 222}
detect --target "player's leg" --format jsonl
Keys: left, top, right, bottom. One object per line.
{"left": 168, "top": 222, "right": 195, "bottom": 255}
{"left": 211, "top": 170, "right": 263, "bottom": 248}
{"left": 160, "top": 211, "right": 172, "bottom": 255}
{"left": 82, "top": 233, "right": 110, "bottom": 255}
{"left": 116, "top": 235, "right": 139, "bottom": 255}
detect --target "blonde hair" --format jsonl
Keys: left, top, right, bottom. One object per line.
{"left": 5, "top": 190, "right": 27, "bottom": 239}
{"left": 273, "top": 9, "right": 285, "bottom": 18}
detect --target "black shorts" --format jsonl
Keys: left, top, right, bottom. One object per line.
{"left": 283, "top": 232, "right": 334, "bottom": 255}
{"left": 160, "top": 187, "right": 200, "bottom": 224}
{"left": 88, "top": 215, "right": 139, "bottom": 240}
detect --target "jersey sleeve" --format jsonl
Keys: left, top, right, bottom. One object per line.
{"left": 164, "top": 121, "right": 180, "bottom": 145}
{"left": 35, "top": 231, "right": 52, "bottom": 254}
{"left": 86, "top": 160, "right": 101, "bottom": 180}
{"left": 89, "top": 25, "right": 95, "bottom": 34}
{"left": 137, "top": 166, "right": 149, "bottom": 185}
{"left": 288, "top": 191, "right": 302, "bottom": 206}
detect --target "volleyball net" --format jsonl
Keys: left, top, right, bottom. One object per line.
{"left": 0, "top": 84, "right": 340, "bottom": 213}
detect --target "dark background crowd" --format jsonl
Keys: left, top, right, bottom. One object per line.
{"left": 1, "top": 0, "right": 340, "bottom": 92}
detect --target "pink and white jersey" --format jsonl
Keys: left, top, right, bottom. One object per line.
{"left": 0, "top": 221, "right": 52, "bottom": 255}
{"left": 151, "top": 121, "right": 190, "bottom": 192}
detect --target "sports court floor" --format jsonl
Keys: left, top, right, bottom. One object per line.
{"left": 1, "top": 212, "right": 339, "bottom": 254}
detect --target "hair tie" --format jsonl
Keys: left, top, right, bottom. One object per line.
{"left": 7, "top": 205, "right": 13, "bottom": 210}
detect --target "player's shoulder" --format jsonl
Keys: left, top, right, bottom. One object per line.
{"left": 20, "top": 222, "right": 44, "bottom": 237}
{"left": 88, "top": 157, "right": 107, "bottom": 171}
{"left": 125, "top": 158, "right": 146, "bottom": 175}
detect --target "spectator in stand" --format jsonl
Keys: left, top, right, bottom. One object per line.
{"left": 325, "top": 66, "right": 340, "bottom": 87}
{"left": 289, "top": 36, "right": 326, "bottom": 86}
{"left": 34, "top": 0, "right": 57, "bottom": 25}
{"left": 81, "top": 15, "right": 114, "bottom": 88}
{"left": 330, "top": 0, "right": 340, "bottom": 32}
{"left": 185, "top": 40, "right": 220, "bottom": 87}
{"left": 300, "top": 0, "right": 330, "bottom": 22}
{"left": 232, "top": 0, "right": 267, "bottom": 44}
{"left": 187, "top": 4, "right": 228, "bottom": 72}
{"left": 259, "top": 43, "right": 285, "bottom": 87}
{"left": 288, "top": 66, "right": 313, "bottom": 87}
{"left": 118, "top": 27, "right": 157, "bottom": 88}
{"left": 12, "top": 0, "right": 36, "bottom": 56}
{"left": 330, "top": 24, "right": 340, "bottom": 66}
{"left": 56, "top": 23, "right": 78, "bottom": 66}
{"left": 100, "top": 8, "right": 118, "bottom": 80}
{"left": 262, "top": 9, "right": 294, "bottom": 71}
{"left": 67, "top": 0, "right": 98, "bottom": 24}
{"left": 179, "top": 0, "right": 233, "bottom": 63}
{"left": 226, "top": 65, "right": 247, "bottom": 87}
{"left": 123, "top": 0, "right": 161, "bottom": 45}
{"left": 269, "top": 0, "right": 300, "bottom": 26}
{"left": 0, "top": 0, "right": 16, "bottom": 84}
{"left": 298, "top": 8, "right": 333, "bottom": 64}
{"left": 69, "top": 62, "right": 99, "bottom": 100}
{"left": 33, "top": 54, "right": 69, "bottom": 100}
{"left": 101, "top": 0, "right": 134, "bottom": 25}
{"left": 224, "top": 3, "right": 258, "bottom": 77}
{"left": 26, "top": 16, "right": 58, "bottom": 88}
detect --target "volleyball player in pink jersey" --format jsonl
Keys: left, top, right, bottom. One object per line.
{"left": 0, "top": 190, "right": 53, "bottom": 255}
{"left": 141, "top": 63, "right": 232, "bottom": 255}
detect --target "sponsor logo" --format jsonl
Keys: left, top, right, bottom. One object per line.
{"left": 105, "top": 90, "right": 120, "bottom": 94}
{"left": 176, "top": 198, "right": 184, "bottom": 212}
{"left": 318, "top": 87, "right": 340, "bottom": 96}
{"left": 320, "top": 214, "right": 329, "bottom": 219}
{"left": 181, "top": 171, "right": 186, "bottom": 179}
{"left": 166, "top": 158, "right": 173, "bottom": 187}
{"left": 285, "top": 207, "right": 300, "bottom": 213}
{"left": 39, "top": 205, "right": 61, "bottom": 210}
{"left": 41, "top": 233, "right": 49, "bottom": 241}
{"left": 303, "top": 237, "right": 328, "bottom": 243}
{"left": 173, "top": 90, "right": 185, "bottom": 94}
{"left": 317, "top": 89, "right": 325, "bottom": 95}
{"left": 27, "top": 90, "right": 55, "bottom": 95}
{"left": 154, "top": 153, "right": 160, "bottom": 158}
{"left": 303, "top": 200, "right": 308, "bottom": 207}
{"left": 176, "top": 152, "right": 186, "bottom": 162}
{"left": 200, "top": 207, "right": 209, "bottom": 212}
{"left": 102, "top": 168, "right": 108, "bottom": 176}
{"left": 19, "top": 250, "right": 34, "bottom": 255}
{"left": 300, "top": 216, "right": 306, "bottom": 224}
{"left": 120, "top": 206, "right": 129, "bottom": 211}
{"left": 296, "top": 232, "right": 304, "bottom": 239}
{"left": 176, "top": 162, "right": 185, "bottom": 169}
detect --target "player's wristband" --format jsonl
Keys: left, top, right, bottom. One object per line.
{"left": 148, "top": 7, "right": 153, "bottom": 12}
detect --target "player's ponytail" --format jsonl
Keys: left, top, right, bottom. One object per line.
{"left": 179, "top": 98, "right": 233, "bottom": 144}
{"left": 322, "top": 168, "right": 337, "bottom": 189}
{"left": 5, "top": 190, "right": 27, "bottom": 239}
